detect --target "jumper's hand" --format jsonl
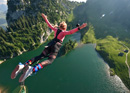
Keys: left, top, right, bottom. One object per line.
{"left": 41, "top": 13, "right": 47, "bottom": 19}
{"left": 79, "top": 23, "right": 87, "bottom": 29}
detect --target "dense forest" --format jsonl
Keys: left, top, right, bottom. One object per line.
{"left": 0, "top": 0, "right": 81, "bottom": 60}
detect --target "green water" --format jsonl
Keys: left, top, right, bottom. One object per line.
{"left": 0, "top": 35, "right": 129, "bottom": 93}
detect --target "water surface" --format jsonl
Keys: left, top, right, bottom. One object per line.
{"left": 0, "top": 35, "right": 129, "bottom": 93}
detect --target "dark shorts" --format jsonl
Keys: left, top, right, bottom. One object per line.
{"left": 30, "top": 42, "right": 62, "bottom": 65}
{"left": 43, "top": 42, "right": 62, "bottom": 56}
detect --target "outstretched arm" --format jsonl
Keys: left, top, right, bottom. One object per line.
{"left": 41, "top": 13, "right": 57, "bottom": 32}
{"left": 63, "top": 23, "right": 87, "bottom": 35}
{"left": 79, "top": 23, "right": 87, "bottom": 30}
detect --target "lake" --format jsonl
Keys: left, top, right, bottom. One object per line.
{"left": 0, "top": 34, "right": 129, "bottom": 93}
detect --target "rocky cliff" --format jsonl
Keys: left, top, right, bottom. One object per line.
{"left": 6, "top": 0, "right": 79, "bottom": 25}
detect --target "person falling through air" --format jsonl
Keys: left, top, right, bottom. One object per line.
{"left": 11, "top": 13, "right": 87, "bottom": 82}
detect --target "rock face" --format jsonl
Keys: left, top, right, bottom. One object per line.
{"left": 7, "top": 0, "right": 36, "bottom": 25}
{"left": 6, "top": 0, "right": 79, "bottom": 26}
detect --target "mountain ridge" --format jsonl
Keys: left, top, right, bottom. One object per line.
{"left": 72, "top": 0, "right": 130, "bottom": 90}
{"left": 0, "top": 0, "right": 80, "bottom": 60}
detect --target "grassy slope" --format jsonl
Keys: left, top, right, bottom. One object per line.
{"left": 67, "top": 11, "right": 75, "bottom": 23}
{"left": 96, "top": 36, "right": 130, "bottom": 89}
{"left": 81, "top": 24, "right": 130, "bottom": 89}
{"left": 81, "top": 24, "right": 96, "bottom": 44}
{"left": 96, "top": 36, "right": 126, "bottom": 65}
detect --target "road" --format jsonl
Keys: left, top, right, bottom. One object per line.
{"left": 119, "top": 42, "right": 130, "bottom": 78}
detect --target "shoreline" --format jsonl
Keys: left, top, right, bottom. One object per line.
{"left": 93, "top": 43, "right": 130, "bottom": 91}
{"left": 82, "top": 43, "right": 130, "bottom": 92}
{"left": 0, "top": 43, "right": 129, "bottom": 92}
{"left": 105, "top": 61, "right": 130, "bottom": 92}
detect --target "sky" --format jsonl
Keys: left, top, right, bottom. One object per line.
{"left": 0, "top": 0, "right": 87, "bottom": 5}
{"left": 69, "top": 0, "right": 87, "bottom": 2}
{"left": 0, "top": 0, "right": 7, "bottom": 4}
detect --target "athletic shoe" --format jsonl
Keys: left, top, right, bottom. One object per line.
{"left": 11, "top": 62, "right": 25, "bottom": 79}
{"left": 19, "top": 65, "right": 33, "bottom": 82}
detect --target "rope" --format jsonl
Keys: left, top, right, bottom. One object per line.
{"left": 19, "top": 82, "right": 26, "bottom": 93}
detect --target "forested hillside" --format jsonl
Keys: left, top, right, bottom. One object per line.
{"left": 0, "top": 0, "right": 80, "bottom": 60}
{"left": 73, "top": 0, "right": 130, "bottom": 42}
{"left": 72, "top": 0, "right": 130, "bottom": 90}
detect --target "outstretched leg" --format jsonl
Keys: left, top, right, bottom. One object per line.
{"left": 19, "top": 42, "right": 62, "bottom": 82}
{"left": 32, "top": 42, "right": 62, "bottom": 73}
{"left": 11, "top": 47, "right": 51, "bottom": 79}
{"left": 33, "top": 53, "right": 57, "bottom": 72}
{"left": 19, "top": 53, "right": 57, "bottom": 82}
{"left": 24, "top": 52, "right": 46, "bottom": 66}
{"left": 41, "top": 53, "right": 57, "bottom": 66}
{"left": 24, "top": 46, "right": 51, "bottom": 66}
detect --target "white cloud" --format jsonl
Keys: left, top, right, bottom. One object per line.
{"left": 0, "top": 0, "right": 7, "bottom": 4}
{"left": 69, "top": 0, "right": 87, "bottom": 2}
